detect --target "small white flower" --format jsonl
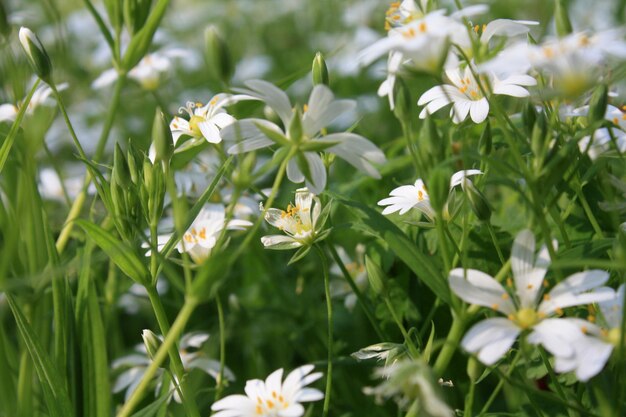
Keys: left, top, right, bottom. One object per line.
{"left": 261, "top": 188, "right": 322, "bottom": 250}
{"left": 146, "top": 204, "right": 252, "bottom": 264}
{"left": 449, "top": 230, "right": 614, "bottom": 366}
{"left": 377, "top": 169, "right": 482, "bottom": 219}
{"left": 577, "top": 105, "right": 626, "bottom": 159}
{"left": 170, "top": 93, "right": 255, "bottom": 146}
{"left": 112, "top": 332, "right": 234, "bottom": 403}
{"left": 418, "top": 66, "right": 536, "bottom": 123}
{"left": 0, "top": 82, "right": 68, "bottom": 123}
{"left": 222, "top": 81, "right": 386, "bottom": 193}
{"left": 211, "top": 365, "right": 323, "bottom": 417}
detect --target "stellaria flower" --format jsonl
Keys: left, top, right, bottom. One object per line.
{"left": 577, "top": 105, "right": 626, "bottom": 159}
{"left": 417, "top": 65, "right": 536, "bottom": 123}
{"left": 378, "top": 169, "right": 482, "bottom": 219}
{"left": 0, "top": 82, "right": 68, "bottom": 123}
{"left": 211, "top": 365, "right": 323, "bottom": 417}
{"left": 112, "top": 332, "right": 234, "bottom": 403}
{"left": 145, "top": 204, "right": 252, "bottom": 264}
{"left": 261, "top": 188, "right": 327, "bottom": 250}
{"left": 222, "top": 80, "right": 386, "bottom": 193}
{"left": 169, "top": 93, "right": 256, "bottom": 147}
{"left": 449, "top": 229, "right": 614, "bottom": 366}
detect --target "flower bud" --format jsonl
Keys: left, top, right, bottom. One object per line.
{"left": 365, "top": 255, "right": 386, "bottom": 295}
{"left": 123, "top": 0, "right": 152, "bottom": 35}
{"left": 428, "top": 167, "right": 451, "bottom": 215}
{"left": 464, "top": 180, "right": 492, "bottom": 222}
{"left": 467, "top": 357, "right": 483, "bottom": 382}
{"left": 478, "top": 121, "right": 492, "bottom": 156}
{"left": 288, "top": 107, "right": 303, "bottom": 143}
{"left": 312, "top": 52, "right": 329, "bottom": 86}
{"left": 555, "top": 0, "right": 573, "bottom": 37}
{"left": 104, "top": 0, "right": 123, "bottom": 32}
{"left": 113, "top": 143, "right": 131, "bottom": 188}
{"left": 18, "top": 27, "right": 52, "bottom": 82}
{"left": 392, "top": 78, "right": 412, "bottom": 123}
{"left": 142, "top": 329, "right": 168, "bottom": 368}
{"left": 126, "top": 144, "right": 140, "bottom": 185}
{"left": 232, "top": 152, "right": 256, "bottom": 188}
{"left": 587, "top": 84, "right": 608, "bottom": 125}
{"left": 151, "top": 109, "right": 174, "bottom": 165}
{"left": 205, "top": 26, "right": 233, "bottom": 83}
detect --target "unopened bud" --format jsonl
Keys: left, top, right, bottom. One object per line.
{"left": 113, "top": 143, "right": 131, "bottom": 187}
{"left": 467, "top": 357, "right": 483, "bottom": 382}
{"left": 142, "top": 329, "right": 168, "bottom": 367}
{"left": 126, "top": 144, "right": 140, "bottom": 184}
{"left": 151, "top": 109, "right": 174, "bottom": 165}
{"left": 312, "top": 52, "right": 329, "bottom": 86}
{"left": 205, "top": 26, "right": 233, "bottom": 83}
{"left": 288, "top": 107, "right": 303, "bottom": 143}
{"left": 555, "top": 0, "right": 573, "bottom": 37}
{"left": 232, "top": 152, "right": 256, "bottom": 188}
{"left": 104, "top": 0, "right": 123, "bottom": 32}
{"left": 464, "top": 180, "right": 492, "bottom": 222}
{"left": 123, "top": 0, "right": 152, "bottom": 35}
{"left": 392, "top": 78, "right": 412, "bottom": 123}
{"left": 365, "top": 255, "right": 386, "bottom": 295}
{"left": 587, "top": 84, "right": 608, "bottom": 125}
{"left": 18, "top": 27, "right": 52, "bottom": 82}
{"left": 479, "top": 121, "right": 492, "bottom": 156}
{"left": 428, "top": 167, "right": 451, "bottom": 215}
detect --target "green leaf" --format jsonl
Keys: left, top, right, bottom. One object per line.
{"left": 75, "top": 219, "right": 149, "bottom": 284}
{"left": 130, "top": 392, "right": 172, "bottom": 417}
{"left": 336, "top": 196, "right": 451, "bottom": 305}
{"left": 288, "top": 245, "right": 312, "bottom": 264}
{"left": 6, "top": 294, "right": 75, "bottom": 417}
{"left": 299, "top": 139, "right": 340, "bottom": 152}
{"left": 423, "top": 322, "right": 435, "bottom": 363}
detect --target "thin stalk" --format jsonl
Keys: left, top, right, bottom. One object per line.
{"left": 435, "top": 218, "right": 451, "bottom": 273}
{"left": 538, "top": 348, "right": 577, "bottom": 417}
{"left": 477, "top": 350, "right": 522, "bottom": 416}
{"left": 383, "top": 297, "right": 419, "bottom": 357}
{"left": 401, "top": 120, "right": 421, "bottom": 173}
{"left": 55, "top": 75, "right": 126, "bottom": 253}
{"left": 213, "top": 294, "right": 227, "bottom": 403}
{"left": 315, "top": 245, "right": 333, "bottom": 417}
{"left": 326, "top": 243, "right": 386, "bottom": 340}
{"left": 231, "top": 147, "right": 297, "bottom": 260}
{"left": 432, "top": 310, "right": 465, "bottom": 376}
{"left": 486, "top": 222, "right": 506, "bottom": 265}
{"left": 117, "top": 297, "right": 200, "bottom": 417}
{"left": 146, "top": 287, "right": 201, "bottom": 417}
{"left": 575, "top": 185, "right": 604, "bottom": 238}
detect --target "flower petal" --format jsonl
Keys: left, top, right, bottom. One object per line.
{"left": 462, "top": 318, "right": 520, "bottom": 365}
{"left": 449, "top": 268, "right": 515, "bottom": 314}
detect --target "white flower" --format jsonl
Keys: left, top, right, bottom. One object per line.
{"left": 222, "top": 80, "right": 386, "bottom": 193}
{"left": 92, "top": 49, "right": 194, "bottom": 90}
{"left": 377, "top": 169, "right": 482, "bottom": 219}
{"left": 0, "top": 82, "right": 68, "bottom": 123}
{"left": 578, "top": 105, "right": 626, "bottom": 159}
{"left": 329, "top": 244, "right": 368, "bottom": 311}
{"left": 418, "top": 66, "right": 536, "bottom": 123}
{"left": 261, "top": 188, "right": 321, "bottom": 250}
{"left": 146, "top": 204, "right": 252, "bottom": 264}
{"left": 169, "top": 93, "right": 256, "bottom": 146}
{"left": 449, "top": 229, "right": 614, "bottom": 366}
{"left": 211, "top": 365, "right": 323, "bottom": 417}
{"left": 38, "top": 164, "right": 92, "bottom": 202}
{"left": 112, "top": 332, "right": 234, "bottom": 403}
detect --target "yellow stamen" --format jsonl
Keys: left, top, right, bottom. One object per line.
{"left": 491, "top": 303, "right": 499, "bottom": 310}
{"left": 418, "top": 22, "right": 427, "bottom": 32}
{"left": 588, "top": 315, "right": 596, "bottom": 323}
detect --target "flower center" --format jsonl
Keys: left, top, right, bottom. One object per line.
{"left": 606, "top": 328, "right": 622, "bottom": 346}
{"left": 189, "top": 115, "right": 205, "bottom": 137}
{"left": 509, "top": 308, "right": 540, "bottom": 329}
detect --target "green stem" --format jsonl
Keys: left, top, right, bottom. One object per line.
{"left": 117, "top": 297, "right": 199, "bottom": 417}
{"left": 383, "top": 297, "right": 419, "bottom": 357}
{"left": 538, "top": 348, "right": 577, "bottom": 417}
{"left": 213, "top": 294, "right": 227, "bottom": 403}
{"left": 146, "top": 287, "right": 200, "bottom": 417}
{"left": 315, "top": 245, "right": 333, "bottom": 417}
{"left": 231, "top": 147, "right": 297, "bottom": 260}
{"left": 326, "top": 243, "right": 386, "bottom": 340}
{"left": 575, "top": 184, "right": 604, "bottom": 238}
{"left": 486, "top": 222, "right": 506, "bottom": 265}
{"left": 477, "top": 350, "right": 521, "bottom": 416}
{"left": 433, "top": 310, "right": 465, "bottom": 376}
{"left": 55, "top": 76, "right": 126, "bottom": 253}
{"left": 401, "top": 120, "right": 421, "bottom": 173}
{"left": 435, "top": 218, "right": 451, "bottom": 273}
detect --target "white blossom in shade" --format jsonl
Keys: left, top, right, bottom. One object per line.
{"left": 363, "top": 359, "right": 453, "bottom": 417}
{"left": 478, "top": 19, "right": 538, "bottom": 45}
{"left": 92, "top": 49, "right": 194, "bottom": 90}
{"left": 577, "top": 105, "right": 626, "bottom": 159}
{"left": 418, "top": 66, "right": 536, "bottom": 124}
{"left": 261, "top": 188, "right": 321, "bottom": 250}
{"left": 112, "top": 332, "right": 234, "bottom": 403}
{"left": 329, "top": 244, "right": 368, "bottom": 311}
{"left": 211, "top": 365, "right": 324, "bottom": 417}
{"left": 38, "top": 164, "right": 95, "bottom": 203}
{"left": 0, "top": 82, "right": 68, "bottom": 123}
{"left": 169, "top": 93, "right": 256, "bottom": 147}
{"left": 377, "top": 169, "right": 482, "bottom": 219}
{"left": 449, "top": 229, "right": 614, "bottom": 366}
{"left": 145, "top": 204, "right": 252, "bottom": 264}
{"left": 222, "top": 80, "right": 386, "bottom": 194}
